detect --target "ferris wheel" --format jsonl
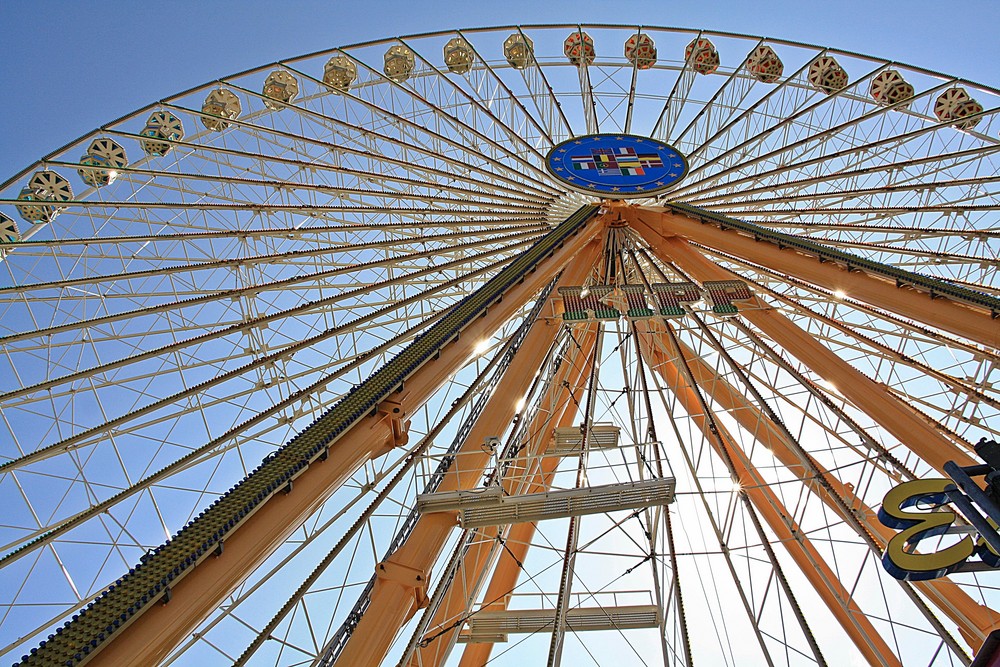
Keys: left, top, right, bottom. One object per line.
{"left": 0, "top": 23, "right": 998, "bottom": 667}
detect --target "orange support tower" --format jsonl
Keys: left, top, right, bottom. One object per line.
{"left": 635, "top": 321, "right": 903, "bottom": 667}
{"left": 404, "top": 327, "right": 598, "bottom": 666}
{"left": 631, "top": 205, "right": 999, "bottom": 347}
{"left": 78, "top": 210, "right": 604, "bottom": 666}
{"left": 332, "top": 322, "right": 600, "bottom": 666}
{"left": 660, "top": 332, "right": 1000, "bottom": 649}
{"left": 627, "top": 207, "right": 978, "bottom": 472}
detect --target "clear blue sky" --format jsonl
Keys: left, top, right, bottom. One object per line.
{"left": 1, "top": 0, "right": 997, "bottom": 176}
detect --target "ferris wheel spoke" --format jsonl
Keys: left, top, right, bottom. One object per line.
{"left": 719, "top": 328, "right": 920, "bottom": 482}
{"left": 678, "top": 60, "right": 895, "bottom": 181}
{"left": 103, "top": 122, "right": 549, "bottom": 203}
{"left": 650, "top": 30, "right": 704, "bottom": 143}
{"left": 403, "top": 33, "right": 557, "bottom": 156}
{"left": 707, "top": 228, "right": 999, "bottom": 289}
{"left": 384, "top": 41, "right": 550, "bottom": 170}
{"left": 669, "top": 382, "right": 831, "bottom": 665}
{"left": 0, "top": 265, "right": 514, "bottom": 399}
{"left": 0, "top": 198, "right": 543, "bottom": 222}
{"left": 719, "top": 203, "right": 998, "bottom": 216}
{"left": 687, "top": 142, "right": 1000, "bottom": 208}
{"left": 770, "top": 237, "right": 998, "bottom": 289}
{"left": 77, "top": 130, "right": 550, "bottom": 212}
{"left": 692, "top": 174, "right": 1000, "bottom": 211}
{"left": 0, "top": 237, "right": 532, "bottom": 473}
{"left": 156, "top": 91, "right": 558, "bottom": 204}
{"left": 49, "top": 158, "right": 545, "bottom": 210}
{"left": 689, "top": 225, "right": 999, "bottom": 285}
{"left": 671, "top": 38, "right": 766, "bottom": 155}
{"left": 585, "top": 63, "right": 639, "bottom": 135}
{"left": 619, "top": 31, "right": 644, "bottom": 136}
{"left": 741, "top": 302, "right": 989, "bottom": 460}
{"left": 569, "top": 28, "right": 600, "bottom": 135}
{"left": 0, "top": 220, "right": 546, "bottom": 252}
{"left": 0, "top": 227, "right": 538, "bottom": 348}
{"left": 794, "top": 235, "right": 998, "bottom": 265}
{"left": 299, "top": 49, "right": 558, "bottom": 193}
{"left": 509, "top": 27, "right": 574, "bottom": 144}
{"left": 751, "top": 220, "right": 1000, "bottom": 243}
{"left": 675, "top": 100, "right": 1000, "bottom": 206}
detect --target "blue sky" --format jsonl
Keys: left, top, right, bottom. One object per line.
{"left": 0, "top": 3, "right": 996, "bottom": 663}
{"left": 1, "top": 0, "right": 998, "bottom": 176}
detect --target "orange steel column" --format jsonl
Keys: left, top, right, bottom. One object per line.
{"left": 332, "top": 242, "right": 604, "bottom": 667}
{"left": 636, "top": 322, "right": 902, "bottom": 667}
{"left": 412, "top": 329, "right": 598, "bottom": 667}
{"left": 92, "top": 228, "right": 604, "bottom": 666}
{"left": 454, "top": 443, "right": 576, "bottom": 667}
{"left": 630, "top": 221, "right": 977, "bottom": 473}
{"left": 665, "top": 338, "right": 1000, "bottom": 648}
{"left": 629, "top": 206, "right": 999, "bottom": 347}
{"left": 454, "top": 524, "right": 544, "bottom": 666}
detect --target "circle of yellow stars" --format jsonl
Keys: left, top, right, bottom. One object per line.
{"left": 548, "top": 134, "right": 685, "bottom": 195}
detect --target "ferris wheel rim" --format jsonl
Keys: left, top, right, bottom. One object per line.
{"left": 5, "top": 22, "right": 1000, "bottom": 195}
{"left": 0, "top": 21, "right": 996, "bottom": 667}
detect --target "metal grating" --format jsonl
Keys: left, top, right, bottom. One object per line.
{"left": 459, "top": 604, "right": 662, "bottom": 643}
{"left": 548, "top": 423, "right": 620, "bottom": 455}
{"left": 417, "top": 477, "right": 675, "bottom": 528}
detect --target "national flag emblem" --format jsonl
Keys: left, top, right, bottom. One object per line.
{"left": 571, "top": 147, "right": 664, "bottom": 176}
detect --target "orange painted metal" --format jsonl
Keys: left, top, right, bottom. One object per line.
{"left": 454, "top": 523, "right": 546, "bottom": 667}
{"left": 331, "top": 241, "right": 603, "bottom": 667}
{"left": 667, "top": 336, "right": 1000, "bottom": 648}
{"left": 411, "top": 329, "right": 598, "bottom": 667}
{"left": 630, "top": 216, "right": 976, "bottom": 472}
{"left": 636, "top": 322, "right": 902, "bottom": 667}
{"left": 629, "top": 206, "right": 999, "bottom": 347}
{"left": 91, "top": 227, "right": 603, "bottom": 666}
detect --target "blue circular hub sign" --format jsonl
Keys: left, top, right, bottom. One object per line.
{"left": 545, "top": 134, "right": 687, "bottom": 198}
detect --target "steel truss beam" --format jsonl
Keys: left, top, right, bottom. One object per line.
{"left": 627, "top": 205, "right": 999, "bottom": 345}
{"left": 662, "top": 331, "right": 996, "bottom": 652}
{"left": 33, "top": 207, "right": 602, "bottom": 667}
{"left": 327, "top": 238, "right": 603, "bottom": 666}
{"left": 629, "top": 209, "right": 978, "bottom": 473}
{"left": 408, "top": 328, "right": 599, "bottom": 667}
{"left": 635, "top": 320, "right": 902, "bottom": 667}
